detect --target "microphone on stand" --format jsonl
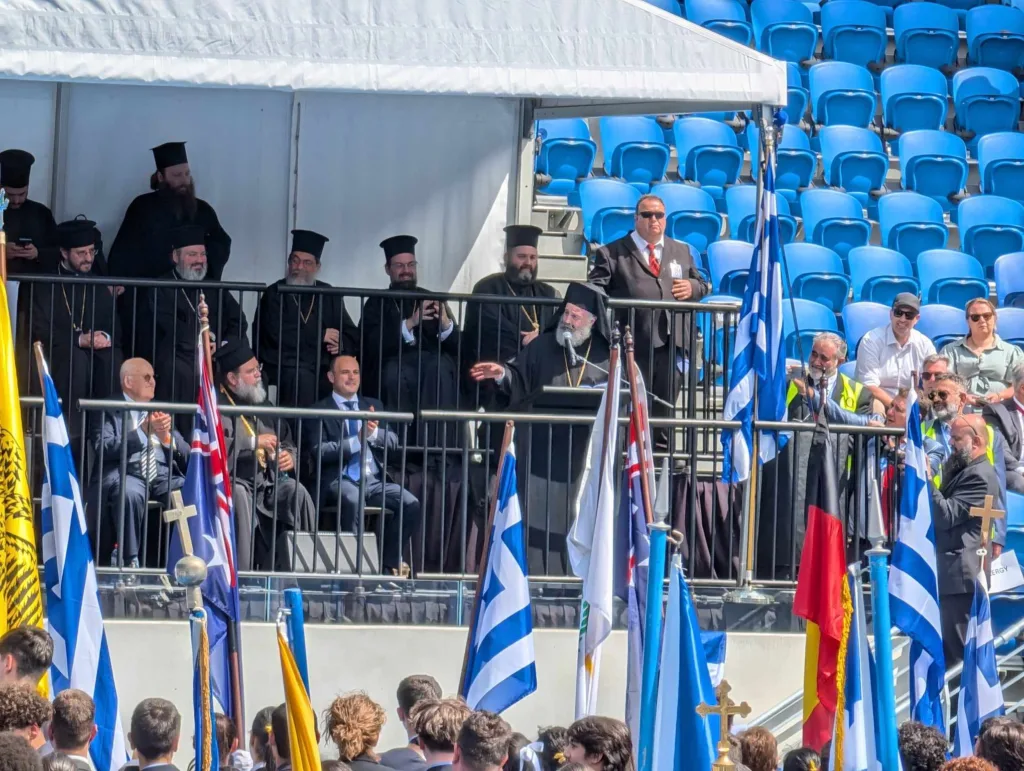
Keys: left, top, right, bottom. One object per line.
{"left": 559, "top": 328, "right": 579, "bottom": 366}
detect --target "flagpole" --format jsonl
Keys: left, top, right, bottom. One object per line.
{"left": 866, "top": 548, "right": 900, "bottom": 769}
{"left": 458, "top": 419, "right": 515, "bottom": 696}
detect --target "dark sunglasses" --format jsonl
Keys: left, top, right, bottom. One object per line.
{"left": 921, "top": 372, "right": 940, "bottom": 380}
{"left": 928, "top": 390, "right": 952, "bottom": 401}
{"left": 892, "top": 308, "right": 918, "bottom": 320}
{"left": 637, "top": 211, "right": 666, "bottom": 220}
{"left": 970, "top": 312, "right": 994, "bottom": 322}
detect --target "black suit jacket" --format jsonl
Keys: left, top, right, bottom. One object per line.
{"left": 931, "top": 455, "right": 1001, "bottom": 596}
{"left": 587, "top": 233, "right": 709, "bottom": 359}
{"left": 89, "top": 394, "right": 189, "bottom": 484}
{"left": 345, "top": 756, "right": 399, "bottom": 771}
{"left": 983, "top": 398, "right": 1023, "bottom": 472}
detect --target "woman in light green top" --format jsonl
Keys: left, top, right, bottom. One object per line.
{"left": 939, "top": 297, "right": 1024, "bottom": 406}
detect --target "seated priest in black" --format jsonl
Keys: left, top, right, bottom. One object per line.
{"left": 359, "top": 235, "right": 463, "bottom": 448}
{"left": 253, "top": 229, "right": 359, "bottom": 407}
{"left": 32, "top": 218, "right": 123, "bottom": 446}
{"left": 88, "top": 357, "right": 188, "bottom": 568}
{"left": 0, "top": 149, "right": 58, "bottom": 277}
{"left": 215, "top": 339, "right": 316, "bottom": 571}
{"left": 303, "top": 354, "right": 421, "bottom": 576}
{"left": 470, "top": 282, "right": 612, "bottom": 575}
{"left": 136, "top": 225, "right": 248, "bottom": 419}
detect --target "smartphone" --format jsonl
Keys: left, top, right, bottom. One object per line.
{"left": 16, "top": 237, "right": 32, "bottom": 246}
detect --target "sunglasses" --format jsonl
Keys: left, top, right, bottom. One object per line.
{"left": 892, "top": 308, "right": 918, "bottom": 320}
{"left": 921, "top": 372, "right": 941, "bottom": 380}
{"left": 970, "top": 312, "right": 994, "bottom": 322}
{"left": 637, "top": 211, "right": 666, "bottom": 220}
{"left": 928, "top": 390, "right": 953, "bottom": 401}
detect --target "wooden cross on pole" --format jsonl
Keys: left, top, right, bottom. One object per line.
{"left": 163, "top": 490, "right": 198, "bottom": 556}
{"left": 696, "top": 680, "right": 752, "bottom": 770}
{"left": 970, "top": 494, "right": 1006, "bottom": 573}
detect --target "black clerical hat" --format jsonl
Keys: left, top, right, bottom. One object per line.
{"left": 0, "top": 149, "right": 35, "bottom": 188}
{"left": 56, "top": 217, "right": 98, "bottom": 250}
{"left": 169, "top": 225, "right": 207, "bottom": 251}
{"left": 152, "top": 142, "right": 188, "bottom": 171}
{"left": 504, "top": 224, "right": 542, "bottom": 250}
{"left": 379, "top": 235, "right": 418, "bottom": 263}
{"left": 547, "top": 282, "right": 612, "bottom": 342}
{"left": 213, "top": 338, "right": 257, "bottom": 375}
{"left": 290, "top": 229, "right": 329, "bottom": 261}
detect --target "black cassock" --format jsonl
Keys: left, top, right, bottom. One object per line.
{"left": 359, "top": 289, "right": 462, "bottom": 448}
{"left": 31, "top": 264, "right": 123, "bottom": 439}
{"left": 253, "top": 279, "right": 359, "bottom": 407}
{"left": 497, "top": 331, "right": 610, "bottom": 576}
{"left": 4, "top": 200, "right": 58, "bottom": 276}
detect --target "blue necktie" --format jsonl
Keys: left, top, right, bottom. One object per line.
{"left": 343, "top": 401, "right": 362, "bottom": 481}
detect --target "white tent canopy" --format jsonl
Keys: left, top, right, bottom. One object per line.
{"left": 0, "top": 0, "right": 786, "bottom": 111}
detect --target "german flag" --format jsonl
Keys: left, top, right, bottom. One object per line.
{"left": 793, "top": 411, "right": 853, "bottom": 753}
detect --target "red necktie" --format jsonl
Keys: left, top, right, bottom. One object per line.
{"left": 647, "top": 243, "right": 660, "bottom": 277}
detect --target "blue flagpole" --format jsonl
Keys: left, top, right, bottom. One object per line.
{"left": 638, "top": 522, "right": 669, "bottom": 771}
{"left": 867, "top": 547, "right": 900, "bottom": 770}
{"left": 283, "top": 588, "right": 311, "bottom": 696}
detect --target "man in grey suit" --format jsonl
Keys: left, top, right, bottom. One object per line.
{"left": 46, "top": 690, "right": 97, "bottom": 771}
{"left": 932, "top": 413, "right": 1003, "bottom": 670}
{"left": 88, "top": 357, "right": 188, "bottom": 567}
{"left": 588, "top": 193, "right": 709, "bottom": 449}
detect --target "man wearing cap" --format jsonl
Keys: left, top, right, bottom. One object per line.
{"left": 253, "top": 229, "right": 359, "bottom": 407}
{"left": 855, "top": 292, "right": 936, "bottom": 409}
{"left": 136, "top": 225, "right": 248, "bottom": 420}
{"left": 360, "top": 235, "right": 462, "bottom": 446}
{"left": 32, "top": 218, "right": 122, "bottom": 446}
{"left": 470, "top": 282, "right": 612, "bottom": 574}
{"left": 215, "top": 339, "right": 316, "bottom": 570}
{"left": 0, "top": 149, "right": 58, "bottom": 275}
{"left": 109, "top": 141, "right": 231, "bottom": 280}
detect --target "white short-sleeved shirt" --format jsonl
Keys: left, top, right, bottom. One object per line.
{"left": 854, "top": 324, "right": 937, "bottom": 395}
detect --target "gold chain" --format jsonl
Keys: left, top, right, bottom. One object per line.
{"left": 505, "top": 281, "right": 539, "bottom": 331}
{"left": 562, "top": 338, "right": 593, "bottom": 388}
{"left": 219, "top": 386, "right": 267, "bottom": 469}
{"left": 291, "top": 294, "right": 315, "bottom": 325}
{"left": 58, "top": 265, "right": 86, "bottom": 332}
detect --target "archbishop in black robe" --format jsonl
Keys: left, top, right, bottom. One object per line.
{"left": 253, "top": 229, "right": 359, "bottom": 407}
{"left": 471, "top": 282, "right": 613, "bottom": 575}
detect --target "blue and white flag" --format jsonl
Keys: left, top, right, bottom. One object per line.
{"left": 462, "top": 436, "right": 537, "bottom": 712}
{"left": 39, "top": 357, "right": 128, "bottom": 771}
{"left": 954, "top": 575, "right": 1005, "bottom": 757}
{"left": 889, "top": 389, "right": 946, "bottom": 730}
{"left": 702, "top": 631, "right": 728, "bottom": 688}
{"left": 721, "top": 144, "right": 787, "bottom": 483}
{"left": 652, "top": 555, "right": 718, "bottom": 771}
{"left": 836, "top": 566, "right": 881, "bottom": 771}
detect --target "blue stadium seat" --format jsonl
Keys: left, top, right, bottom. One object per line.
{"left": 751, "top": 0, "right": 819, "bottom": 63}
{"left": 783, "top": 298, "right": 839, "bottom": 360}
{"left": 818, "top": 126, "right": 888, "bottom": 211}
{"left": 957, "top": 195, "right": 1024, "bottom": 278}
{"left": 995, "top": 252, "right": 1024, "bottom": 307}
{"left": 725, "top": 185, "right": 798, "bottom": 244}
{"left": 652, "top": 183, "right": 724, "bottom": 253}
{"left": 847, "top": 246, "right": 920, "bottom": 305}
{"left": 784, "top": 243, "right": 851, "bottom": 311}
{"left": 698, "top": 294, "right": 743, "bottom": 373}
{"left": 535, "top": 119, "right": 597, "bottom": 196}
{"left": 978, "top": 132, "right": 1024, "bottom": 203}
{"left": 917, "top": 249, "right": 989, "bottom": 306}
{"left": 576, "top": 178, "right": 641, "bottom": 247}
{"left": 598, "top": 116, "right": 671, "bottom": 192}
{"left": 809, "top": 62, "right": 878, "bottom": 129}
{"left": 673, "top": 117, "right": 744, "bottom": 207}
{"left": 707, "top": 240, "right": 755, "bottom": 296}
{"left": 897, "top": 130, "right": 969, "bottom": 212}
{"left": 996, "top": 306, "right": 1024, "bottom": 346}
{"left": 880, "top": 65, "right": 950, "bottom": 157}
{"left": 842, "top": 301, "right": 891, "bottom": 355}
{"left": 877, "top": 190, "right": 949, "bottom": 264}
{"left": 799, "top": 188, "right": 872, "bottom": 264}
{"left": 917, "top": 303, "right": 969, "bottom": 348}
{"left": 967, "top": 5, "right": 1024, "bottom": 71}
{"left": 749, "top": 124, "right": 817, "bottom": 213}
{"left": 785, "top": 62, "right": 810, "bottom": 125}
{"left": 894, "top": 3, "right": 960, "bottom": 70}
{"left": 821, "top": 0, "right": 888, "bottom": 68}
{"left": 951, "top": 68, "right": 1021, "bottom": 152}
{"left": 685, "top": 0, "right": 753, "bottom": 45}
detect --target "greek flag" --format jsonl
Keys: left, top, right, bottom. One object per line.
{"left": 953, "top": 575, "right": 1005, "bottom": 757}
{"left": 462, "top": 436, "right": 537, "bottom": 712}
{"left": 889, "top": 389, "right": 946, "bottom": 730}
{"left": 721, "top": 141, "right": 787, "bottom": 483}
{"left": 39, "top": 356, "right": 128, "bottom": 771}
{"left": 837, "top": 566, "right": 882, "bottom": 771}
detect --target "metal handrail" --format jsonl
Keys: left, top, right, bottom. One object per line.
{"left": 76, "top": 397, "right": 415, "bottom": 422}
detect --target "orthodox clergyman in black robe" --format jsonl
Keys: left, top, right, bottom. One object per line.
{"left": 359, "top": 235, "right": 462, "bottom": 448}
{"left": 1, "top": 149, "right": 58, "bottom": 275}
{"left": 470, "top": 282, "right": 612, "bottom": 575}
{"left": 253, "top": 229, "right": 359, "bottom": 407}
{"left": 214, "top": 340, "right": 316, "bottom": 571}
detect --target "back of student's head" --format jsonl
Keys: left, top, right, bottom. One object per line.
{"left": 976, "top": 716, "right": 1024, "bottom": 770}
{"left": 411, "top": 698, "right": 471, "bottom": 755}
{"left": 129, "top": 698, "right": 181, "bottom": 762}
{"left": 739, "top": 727, "right": 778, "bottom": 771}
{"left": 939, "top": 759, "right": 997, "bottom": 771}
{"left": 783, "top": 747, "right": 821, "bottom": 771}
{"left": 537, "top": 725, "right": 568, "bottom": 770}
{"left": 215, "top": 712, "right": 238, "bottom": 766}
{"left": 0, "top": 732, "right": 43, "bottom": 771}
{"left": 502, "top": 732, "right": 530, "bottom": 771}
{"left": 271, "top": 704, "right": 289, "bottom": 762}
{"left": 51, "top": 689, "right": 95, "bottom": 751}
{"left": 396, "top": 674, "right": 442, "bottom": 719}
{"left": 0, "top": 683, "right": 52, "bottom": 733}
{"left": 251, "top": 706, "right": 278, "bottom": 771}
{"left": 566, "top": 717, "right": 635, "bottom": 771}
{"left": 457, "top": 711, "right": 513, "bottom": 771}
{"left": 898, "top": 721, "right": 949, "bottom": 771}
{"left": 0, "top": 627, "right": 53, "bottom": 685}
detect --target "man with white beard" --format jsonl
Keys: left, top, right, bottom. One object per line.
{"left": 253, "top": 229, "right": 359, "bottom": 407}
{"left": 215, "top": 339, "right": 316, "bottom": 570}
{"left": 470, "top": 282, "right": 612, "bottom": 575}
{"left": 137, "top": 225, "right": 248, "bottom": 419}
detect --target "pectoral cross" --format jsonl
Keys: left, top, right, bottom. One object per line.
{"left": 163, "top": 490, "right": 198, "bottom": 556}
{"left": 696, "top": 680, "right": 751, "bottom": 770}
{"left": 970, "top": 494, "right": 1006, "bottom": 572}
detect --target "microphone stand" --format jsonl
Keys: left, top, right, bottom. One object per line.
{"left": 559, "top": 332, "right": 676, "bottom": 411}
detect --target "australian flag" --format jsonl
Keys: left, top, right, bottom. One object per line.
{"left": 167, "top": 338, "right": 243, "bottom": 721}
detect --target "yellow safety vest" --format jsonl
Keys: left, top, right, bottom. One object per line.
{"left": 924, "top": 421, "right": 996, "bottom": 488}
{"left": 787, "top": 373, "right": 863, "bottom": 413}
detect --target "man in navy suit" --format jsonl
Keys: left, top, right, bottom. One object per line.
{"left": 304, "top": 354, "right": 421, "bottom": 575}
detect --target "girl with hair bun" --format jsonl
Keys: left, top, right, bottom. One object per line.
{"left": 322, "top": 692, "right": 397, "bottom": 770}
{"left": 250, "top": 707, "right": 277, "bottom": 771}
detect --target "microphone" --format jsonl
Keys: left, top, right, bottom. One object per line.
{"left": 560, "top": 328, "right": 579, "bottom": 366}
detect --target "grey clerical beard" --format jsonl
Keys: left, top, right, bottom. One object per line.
{"left": 231, "top": 380, "right": 267, "bottom": 405}
{"left": 178, "top": 264, "right": 208, "bottom": 281}
{"left": 285, "top": 274, "right": 316, "bottom": 286}
{"left": 557, "top": 319, "right": 594, "bottom": 348}
{"left": 942, "top": 448, "right": 972, "bottom": 480}
{"left": 504, "top": 264, "right": 536, "bottom": 285}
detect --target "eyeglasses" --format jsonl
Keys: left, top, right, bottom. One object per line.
{"left": 970, "top": 312, "right": 994, "bottom": 322}
{"left": 921, "top": 372, "right": 941, "bottom": 380}
{"left": 391, "top": 261, "right": 417, "bottom": 270}
{"left": 928, "top": 390, "right": 953, "bottom": 401}
{"left": 637, "top": 211, "right": 666, "bottom": 220}
{"left": 892, "top": 308, "right": 918, "bottom": 320}
{"left": 132, "top": 373, "right": 156, "bottom": 383}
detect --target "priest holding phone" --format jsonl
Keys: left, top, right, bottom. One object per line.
{"left": 0, "top": 149, "right": 58, "bottom": 274}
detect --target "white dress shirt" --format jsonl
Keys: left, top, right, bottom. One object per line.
{"left": 854, "top": 324, "right": 936, "bottom": 396}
